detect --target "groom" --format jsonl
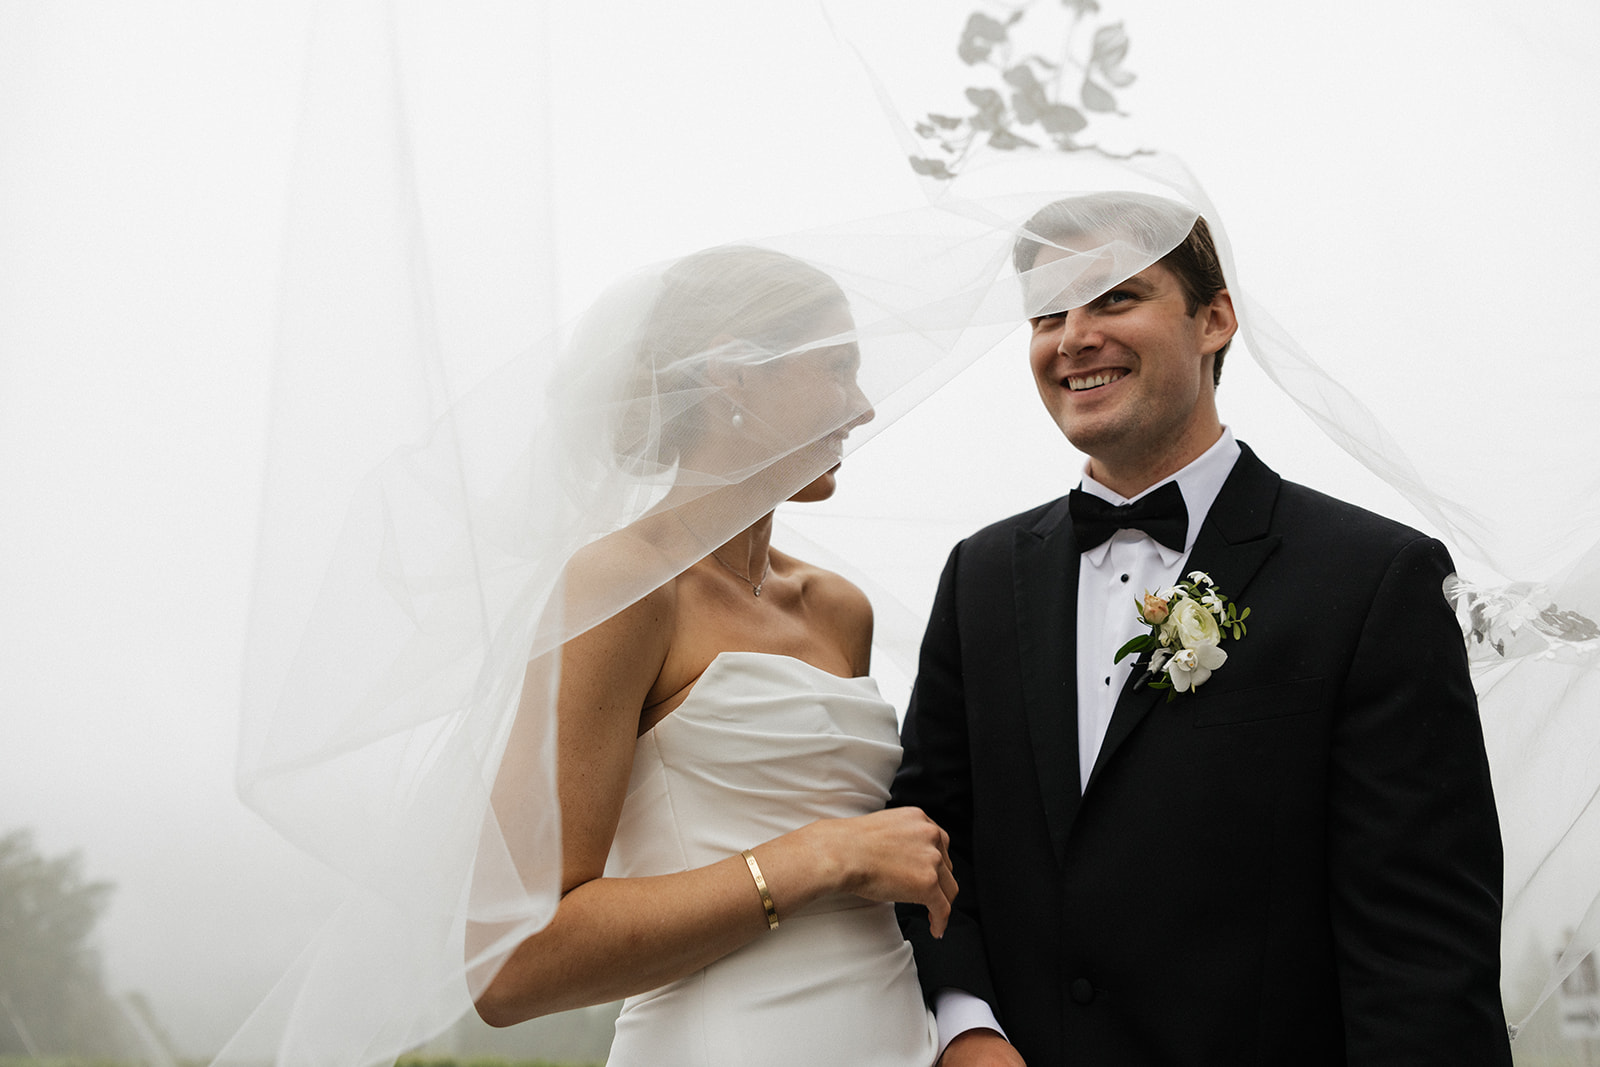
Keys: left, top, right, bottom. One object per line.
{"left": 892, "top": 195, "right": 1513, "bottom": 1065}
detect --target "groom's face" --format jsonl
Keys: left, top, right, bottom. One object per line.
{"left": 1027, "top": 253, "right": 1229, "bottom": 478}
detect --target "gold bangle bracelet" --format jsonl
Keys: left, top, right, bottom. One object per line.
{"left": 741, "top": 848, "right": 779, "bottom": 930}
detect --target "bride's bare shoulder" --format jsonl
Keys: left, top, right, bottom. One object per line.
{"left": 776, "top": 549, "right": 873, "bottom": 669}
{"left": 810, "top": 563, "right": 872, "bottom": 616}
{"left": 559, "top": 528, "right": 682, "bottom": 655}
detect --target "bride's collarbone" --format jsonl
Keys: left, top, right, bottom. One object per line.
{"left": 630, "top": 560, "right": 863, "bottom": 734}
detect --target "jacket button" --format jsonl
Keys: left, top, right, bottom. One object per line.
{"left": 1070, "top": 978, "right": 1095, "bottom": 1005}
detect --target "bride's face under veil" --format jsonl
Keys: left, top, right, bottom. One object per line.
{"left": 711, "top": 307, "right": 874, "bottom": 508}
{"left": 619, "top": 246, "right": 874, "bottom": 520}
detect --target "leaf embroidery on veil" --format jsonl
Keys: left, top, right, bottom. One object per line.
{"left": 909, "top": 0, "right": 1152, "bottom": 179}
{"left": 1446, "top": 576, "right": 1600, "bottom": 665}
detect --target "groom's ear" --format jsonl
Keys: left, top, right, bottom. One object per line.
{"left": 1199, "top": 289, "right": 1237, "bottom": 359}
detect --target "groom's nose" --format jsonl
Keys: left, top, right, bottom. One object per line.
{"left": 1057, "top": 310, "right": 1103, "bottom": 358}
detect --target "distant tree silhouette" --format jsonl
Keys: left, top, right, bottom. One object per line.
{"left": 0, "top": 829, "right": 124, "bottom": 1056}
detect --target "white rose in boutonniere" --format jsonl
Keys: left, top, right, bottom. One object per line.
{"left": 1115, "top": 571, "right": 1250, "bottom": 699}
{"left": 1167, "top": 599, "right": 1221, "bottom": 649}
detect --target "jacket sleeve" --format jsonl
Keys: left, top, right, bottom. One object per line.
{"left": 1328, "top": 535, "right": 1512, "bottom": 1063}
{"left": 891, "top": 540, "right": 1001, "bottom": 1009}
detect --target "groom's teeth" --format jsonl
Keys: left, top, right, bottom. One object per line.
{"left": 1068, "top": 371, "right": 1125, "bottom": 391}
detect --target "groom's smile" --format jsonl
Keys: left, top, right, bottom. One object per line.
{"left": 1066, "top": 369, "right": 1128, "bottom": 391}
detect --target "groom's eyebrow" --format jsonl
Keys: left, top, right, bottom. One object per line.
{"left": 1028, "top": 270, "right": 1122, "bottom": 318}
{"left": 1102, "top": 273, "right": 1156, "bottom": 296}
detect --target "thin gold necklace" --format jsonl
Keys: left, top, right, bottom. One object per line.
{"left": 708, "top": 548, "right": 771, "bottom": 597}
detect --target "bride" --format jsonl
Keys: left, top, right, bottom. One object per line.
{"left": 467, "top": 245, "right": 949, "bottom": 1064}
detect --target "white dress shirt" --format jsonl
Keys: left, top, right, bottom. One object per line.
{"left": 1073, "top": 429, "right": 1239, "bottom": 790}
{"left": 933, "top": 428, "right": 1241, "bottom": 1056}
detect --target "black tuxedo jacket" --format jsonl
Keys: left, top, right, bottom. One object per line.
{"left": 892, "top": 445, "right": 1511, "bottom": 1065}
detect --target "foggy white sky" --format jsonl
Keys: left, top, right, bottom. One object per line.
{"left": 1, "top": 0, "right": 1597, "bottom": 1057}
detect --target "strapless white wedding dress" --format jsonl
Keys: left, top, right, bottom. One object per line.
{"left": 603, "top": 650, "right": 939, "bottom": 1066}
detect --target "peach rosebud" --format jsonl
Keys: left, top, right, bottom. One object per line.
{"left": 1142, "top": 592, "right": 1170, "bottom": 624}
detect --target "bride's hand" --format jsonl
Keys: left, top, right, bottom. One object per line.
{"left": 795, "top": 806, "right": 958, "bottom": 937}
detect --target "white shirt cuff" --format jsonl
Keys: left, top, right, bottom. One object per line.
{"left": 933, "top": 988, "right": 1008, "bottom": 1059}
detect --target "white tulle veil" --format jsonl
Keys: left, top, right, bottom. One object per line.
{"left": 219, "top": 1, "right": 1600, "bottom": 1063}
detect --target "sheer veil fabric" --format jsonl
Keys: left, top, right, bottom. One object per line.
{"left": 222, "top": 1, "right": 1600, "bottom": 1063}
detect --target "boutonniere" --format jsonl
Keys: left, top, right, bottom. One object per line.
{"left": 1114, "top": 571, "right": 1250, "bottom": 699}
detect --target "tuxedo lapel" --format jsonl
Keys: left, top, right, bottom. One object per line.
{"left": 1084, "top": 445, "right": 1284, "bottom": 793}
{"left": 1013, "top": 495, "right": 1082, "bottom": 866}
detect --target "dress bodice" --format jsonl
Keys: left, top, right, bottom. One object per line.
{"left": 602, "top": 651, "right": 937, "bottom": 1067}
{"left": 606, "top": 650, "right": 903, "bottom": 882}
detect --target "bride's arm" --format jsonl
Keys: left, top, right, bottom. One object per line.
{"left": 473, "top": 580, "right": 955, "bottom": 1026}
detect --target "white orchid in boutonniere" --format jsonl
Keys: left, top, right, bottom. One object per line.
{"left": 1114, "top": 571, "right": 1250, "bottom": 699}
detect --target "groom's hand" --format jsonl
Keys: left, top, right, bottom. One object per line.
{"left": 937, "top": 1029, "right": 1025, "bottom": 1066}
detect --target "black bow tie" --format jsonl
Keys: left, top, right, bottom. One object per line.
{"left": 1068, "top": 480, "right": 1189, "bottom": 552}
